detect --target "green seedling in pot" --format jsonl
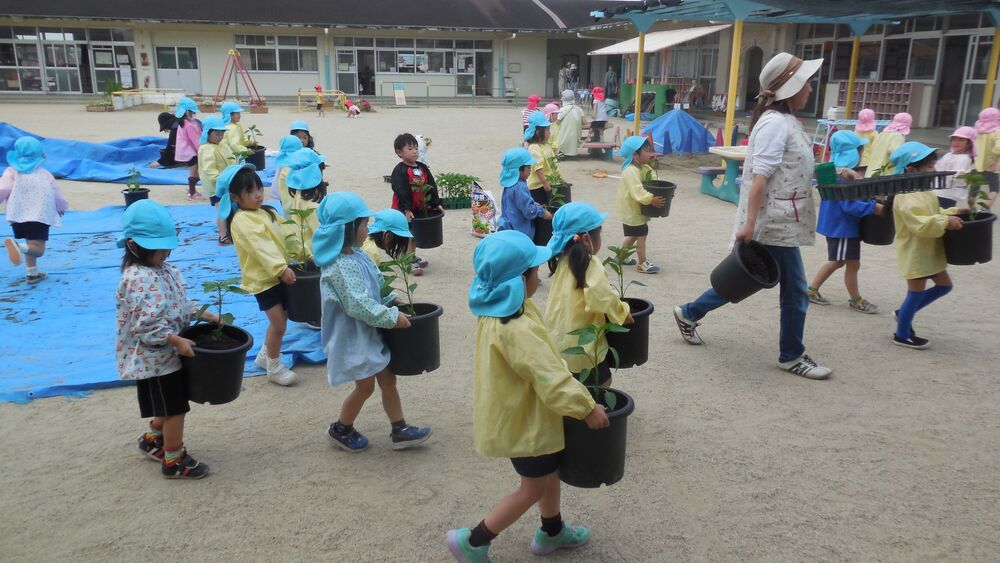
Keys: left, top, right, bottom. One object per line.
{"left": 196, "top": 278, "right": 247, "bottom": 340}
{"left": 958, "top": 171, "right": 992, "bottom": 220}
{"left": 544, "top": 157, "right": 565, "bottom": 187}
{"left": 378, "top": 251, "right": 419, "bottom": 315}
{"left": 563, "top": 322, "right": 628, "bottom": 409}
{"left": 283, "top": 208, "right": 316, "bottom": 265}
{"left": 603, "top": 243, "right": 645, "bottom": 300}
{"left": 435, "top": 172, "right": 479, "bottom": 200}
{"left": 124, "top": 167, "right": 143, "bottom": 192}
{"left": 245, "top": 124, "right": 262, "bottom": 148}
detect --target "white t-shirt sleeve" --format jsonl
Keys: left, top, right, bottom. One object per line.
{"left": 749, "top": 112, "right": 789, "bottom": 178}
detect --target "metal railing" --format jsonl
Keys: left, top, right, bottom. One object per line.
{"left": 297, "top": 88, "right": 347, "bottom": 113}
{"left": 377, "top": 81, "right": 519, "bottom": 107}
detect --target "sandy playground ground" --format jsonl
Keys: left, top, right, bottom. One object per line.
{"left": 1, "top": 104, "right": 999, "bottom": 561}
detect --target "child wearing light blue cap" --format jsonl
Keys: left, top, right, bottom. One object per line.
{"left": 361, "top": 209, "right": 422, "bottom": 274}
{"left": 272, "top": 134, "right": 308, "bottom": 209}
{"left": 497, "top": 147, "right": 551, "bottom": 240}
{"left": 544, "top": 202, "right": 631, "bottom": 388}
{"left": 220, "top": 163, "right": 299, "bottom": 385}
{"left": 524, "top": 111, "right": 559, "bottom": 204}
{"left": 173, "top": 97, "right": 202, "bottom": 199}
{"left": 116, "top": 199, "right": 217, "bottom": 479}
{"left": 290, "top": 119, "right": 315, "bottom": 150}
{"left": 615, "top": 135, "right": 666, "bottom": 274}
{"left": 2, "top": 137, "right": 68, "bottom": 283}
{"left": 284, "top": 148, "right": 327, "bottom": 256}
{"left": 889, "top": 142, "right": 964, "bottom": 350}
{"left": 807, "top": 130, "right": 882, "bottom": 313}
{"left": 448, "top": 229, "right": 608, "bottom": 562}
{"left": 220, "top": 100, "right": 247, "bottom": 156}
{"left": 196, "top": 115, "right": 236, "bottom": 212}
{"left": 312, "top": 192, "right": 432, "bottom": 452}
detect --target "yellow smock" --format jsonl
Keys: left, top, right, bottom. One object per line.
{"left": 197, "top": 142, "right": 236, "bottom": 196}
{"left": 974, "top": 131, "right": 1000, "bottom": 172}
{"left": 856, "top": 130, "right": 877, "bottom": 167}
{"left": 223, "top": 122, "right": 246, "bottom": 156}
{"left": 473, "top": 299, "right": 596, "bottom": 458}
{"left": 545, "top": 256, "right": 630, "bottom": 373}
{"left": 361, "top": 237, "right": 382, "bottom": 265}
{"left": 864, "top": 131, "right": 904, "bottom": 177}
{"left": 548, "top": 121, "right": 561, "bottom": 154}
{"left": 229, "top": 208, "right": 292, "bottom": 294}
{"left": 893, "top": 191, "right": 959, "bottom": 279}
{"left": 616, "top": 164, "right": 655, "bottom": 227}
{"left": 527, "top": 142, "right": 557, "bottom": 191}
{"left": 286, "top": 191, "right": 320, "bottom": 258}
{"left": 275, "top": 167, "right": 294, "bottom": 215}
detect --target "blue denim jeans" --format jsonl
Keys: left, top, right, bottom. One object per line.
{"left": 681, "top": 245, "right": 809, "bottom": 363}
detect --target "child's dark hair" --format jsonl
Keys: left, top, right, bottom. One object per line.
{"left": 288, "top": 181, "right": 328, "bottom": 204}
{"left": 225, "top": 167, "right": 279, "bottom": 235}
{"left": 121, "top": 240, "right": 161, "bottom": 272}
{"left": 547, "top": 226, "right": 601, "bottom": 287}
{"left": 527, "top": 127, "right": 548, "bottom": 145}
{"left": 499, "top": 268, "right": 538, "bottom": 324}
{"left": 394, "top": 133, "right": 418, "bottom": 152}
{"left": 907, "top": 150, "right": 938, "bottom": 171}
{"left": 291, "top": 129, "right": 315, "bottom": 149}
{"left": 342, "top": 217, "right": 370, "bottom": 248}
{"left": 370, "top": 231, "right": 408, "bottom": 259}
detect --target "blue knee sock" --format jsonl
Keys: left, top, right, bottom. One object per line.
{"left": 896, "top": 290, "right": 924, "bottom": 339}
{"left": 916, "top": 284, "right": 952, "bottom": 311}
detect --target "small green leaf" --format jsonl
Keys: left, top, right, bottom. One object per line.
{"left": 608, "top": 347, "right": 621, "bottom": 369}
{"left": 562, "top": 346, "right": 588, "bottom": 356}
{"left": 229, "top": 286, "right": 248, "bottom": 295}
{"left": 578, "top": 368, "right": 591, "bottom": 384}
{"left": 195, "top": 304, "right": 210, "bottom": 321}
{"left": 606, "top": 324, "right": 630, "bottom": 333}
{"left": 221, "top": 312, "right": 235, "bottom": 326}
{"left": 577, "top": 330, "right": 598, "bottom": 347}
{"left": 604, "top": 390, "right": 617, "bottom": 411}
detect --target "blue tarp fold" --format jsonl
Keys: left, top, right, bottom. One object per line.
{"left": 640, "top": 109, "right": 716, "bottom": 155}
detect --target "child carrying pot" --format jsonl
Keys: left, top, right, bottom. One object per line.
{"left": 808, "top": 130, "right": 883, "bottom": 313}
{"left": 2, "top": 137, "right": 69, "bottom": 283}
{"left": 889, "top": 142, "right": 966, "bottom": 350}
{"left": 284, "top": 147, "right": 327, "bottom": 261}
{"left": 220, "top": 100, "right": 248, "bottom": 157}
{"left": 864, "top": 112, "right": 911, "bottom": 177}
{"left": 173, "top": 97, "right": 203, "bottom": 200}
{"left": 198, "top": 115, "right": 237, "bottom": 245}
{"left": 448, "top": 229, "right": 608, "bottom": 562}
{"left": 545, "top": 202, "right": 632, "bottom": 389}
{"left": 217, "top": 164, "right": 298, "bottom": 385}
{"left": 361, "top": 208, "right": 423, "bottom": 275}
{"left": 116, "top": 200, "right": 218, "bottom": 479}
{"left": 312, "top": 192, "right": 431, "bottom": 452}
{"left": 616, "top": 136, "right": 667, "bottom": 274}
{"left": 389, "top": 132, "right": 443, "bottom": 269}
{"left": 524, "top": 112, "right": 557, "bottom": 205}
{"left": 497, "top": 147, "right": 551, "bottom": 240}
{"left": 933, "top": 127, "right": 977, "bottom": 208}
{"left": 273, "top": 134, "right": 306, "bottom": 210}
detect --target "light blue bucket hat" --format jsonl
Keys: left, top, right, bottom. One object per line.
{"left": 890, "top": 141, "right": 936, "bottom": 175}
{"left": 275, "top": 135, "right": 307, "bottom": 168}
{"left": 200, "top": 115, "right": 229, "bottom": 144}
{"left": 312, "top": 192, "right": 375, "bottom": 268}
{"left": 499, "top": 147, "right": 538, "bottom": 188}
{"left": 117, "top": 199, "right": 178, "bottom": 250}
{"left": 220, "top": 100, "right": 243, "bottom": 124}
{"left": 6, "top": 137, "right": 45, "bottom": 173}
{"left": 215, "top": 163, "right": 256, "bottom": 219}
{"left": 290, "top": 120, "right": 310, "bottom": 133}
{"left": 546, "top": 202, "right": 607, "bottom": 255}
{"left": 618, "top": 136, "right": 649, "bottom": 170}
{"left": 469, "top": 230, "right": 552, "bottom": 318}
{"left": 287, "top": 163, "right": 324, "bottom": 190}
{"left": 523, "top": 111, "right": 551, "bottom": 142}
{"left": 174, "top": 96, "right": 198, "bottom": 119}
{"left": 369, "top": 209, "right": 413, "bottom": 238}
{"left": 829, "top": 130, "right": 868, "bottom": 169}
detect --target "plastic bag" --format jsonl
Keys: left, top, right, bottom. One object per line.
{"left": 470, "top": 181, "right": 497, "bottom": 238}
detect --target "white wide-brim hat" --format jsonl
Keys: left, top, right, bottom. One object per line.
{"left": 759, "top": 52, "right": 823, "bottom": 103}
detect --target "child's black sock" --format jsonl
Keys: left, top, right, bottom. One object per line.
{"left": 390, "top": 419, "right": 407, "bottom": 433}
{"left": 469, "top": 520, "right": 497, "bottom": 548}
{"left": 541, "top": 513, "right": 564, "bottom": 537}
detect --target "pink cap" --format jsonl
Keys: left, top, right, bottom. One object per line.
{"left": 527, "top": 93, "right": 542, "bottom": 110}
{"left": 855, "top": 108, "right": 876, "bottom": 133}
{"left": 976, "top": 107, "right": 1000, "bottom": 134}
{"left": 542, "top": 103, "right": 559, "bottom": 117}
{"left": 314, "top": 84, "right": 323, "bottom": 92}
{"left": 951, "top": 126, "right": 977, "bottom": 156}
{"left": 884, "top": 112, "right": 912, "bottom": 136}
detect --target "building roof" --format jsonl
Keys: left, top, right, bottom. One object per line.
{"left": 1, "top": 0, "right": 625, "bottom": 32}
{"left": 588, "top": 24, "right": 730, "bottom": 55}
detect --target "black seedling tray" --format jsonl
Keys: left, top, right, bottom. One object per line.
{"left": 817, "top": 171, "right": 954, "bottom": 201}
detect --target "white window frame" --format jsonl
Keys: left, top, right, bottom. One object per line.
{"left": 235, "top": 34, "right": 318, "bottom": 73}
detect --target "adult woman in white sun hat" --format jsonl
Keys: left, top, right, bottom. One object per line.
{"left": 673, "top": 52, "right": 837, "bottom": 380}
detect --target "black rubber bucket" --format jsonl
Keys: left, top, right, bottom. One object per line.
{"left": 640, "top": 180, "right": 677, "bottom": 218}
{"left": 180, "top": 324, "right": 253, "bottom": 405}
{"left": 382, "top": 303, "right": 444, "bottom": 375}
{"left": 533, "top": 213, "right": 554, "bottom": 246}
{"left": 410, "top": 211, "right": 443, "bottom": 249}
{"left": 860, "top": 197, "right": 895, "bottom": 245}
{"left": 605, "top": 297, "right": 654, "bottom": 368}
{"left": 284, "top": 262, "right": 321, "bottom": 325}
{"left": 246, "top": 145, "right": 266, "bottom": 171}
{"left": 944, "top": 212, "right": 996, "bottom": 265}
{"left": 710, "top": 241, "right": 781, "bottom": 303}
{"left": 529, "top": 188, "right": 548, "bottom": 206}
{"left": 122, "top": 188, "right": 150, "bottom": 208}
{"left": 560, "top": 388, "right": 635, "bottom": 488}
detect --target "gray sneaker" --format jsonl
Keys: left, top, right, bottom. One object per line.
{"left": 807, "top": 288, "right": 830, "bottom": 305}
{"left": 849, "top": 298, "right": 879, "bottom": 314}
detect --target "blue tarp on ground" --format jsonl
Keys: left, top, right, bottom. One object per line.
{"left": 0, "top": 122, "right": 275, "bottom": 186}
{"left": 0, "top": 204, "right": 322, "bottom": 404}
{"left": 641, "top": 109, "right": 716, "bottom": 155}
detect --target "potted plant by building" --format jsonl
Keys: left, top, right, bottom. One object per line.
{"left": 409, "top": 183, "right": 444, "bottom": 249}
{"left": 378, "top": 252, "right": 444, "bottom": 375}
{"left": 531, "top": 186, "right": 567, "bottom": 246}
{"left": 121, "top": 167, "right": 150, "bottom": 207}
{"left": 281, "top": 208, "right": 321, "bottom": 325}
{"left": 86, "top": 81, "right": 118, "bottom": 112}
{"left": 640, "top": 166, "right": 677, "bottom": 218}
{"left": 559, "top": 322, "right": 636, "bottom": 488}
{"left": 710, "top": 240, "right": 781, "bottom": 303}
{"left": 435, "top": 172, "right": 478, "bottom": 209}
{"left": 180, "top": 278, "right": 254, "bottom": 405}
{"left": 944, "top": 172, "right": 997, "bottom": 265}
{"left": 602, "top": 243, "right": 654, "bottom": 367}
{"left": 243, "top": 125, "right": 267, "bottom": 171}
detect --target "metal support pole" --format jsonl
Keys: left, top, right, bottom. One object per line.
{"left": 723, "top": 21, "right": 744, "bottom": 147}
{"left": 845, "top": 36, "right": 861, "bottom": 119}
{"left": 632, "top": 32, "right": 646, "bottom": 134}
{"left": 983, "top": 27, "right": 1000, "bottom": 110}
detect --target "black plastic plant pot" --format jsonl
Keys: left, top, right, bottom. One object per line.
{"left": 411, "top": 210, "right": 444, "bottom": 249}
{"left": 180, "top": 324, "right": 253, "bottom": 405}
{"left": 246, "top": 145, "right": 267, "bottom": 171}
{"left": 533, "top": 213, "right": 554, "bottom": 246}
{"left": 552, "top": 183, "right": 573, "bottom": 203}
{"left": 605, "top": 297, "right": 654, "bottom": 368}
{"left": 122, "top": 188, "right": 150, "bottom": 208}
{"left": 382, "top": 303, "right": 444, "bottom": 375}
{"left": 640, "top": 180, "right": 677, "bottom": 218}
{"left": 560, "top": 388, "right": 635, "bottom": 488}
{"left": 710, "top": 240, "right": 781, "bottom": 303}
{"left": 284, "top": 262, "right": 321, "bottom": 325}
{"left": 859, "top": 198, "right": 895, "bottom": 245}
{"left": 944, "top": 212, "right": 997, "bottom": 265}
{"left": 529, "top": 188, "right": 548, "bottom": 206}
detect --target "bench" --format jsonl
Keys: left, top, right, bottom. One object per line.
{"left": 581, "top": 142, "right": 615, "bottom": 160}
{"left": 697, "top": 166, "right": 726, "bottom": 193}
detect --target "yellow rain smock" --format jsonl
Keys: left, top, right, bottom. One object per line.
{"left": 974, "top": 130, "right": 1000, "bottom": 173}
{"left": 893, "top": 191, "right": 959, "bottom": 279}
{"left": 615, "top": 164, "right": 655, "bottom": 227}
{"left": 527, "top": 142, "right": 557, "bottom": 191}
{"left": 864, "top": 131, "right": 905, "bottom": 177}
{"left": 229, "top": 208, "right": 292, "bottom": 294}
{"left": 223, "top": 122, "right": 247, "bottom": 156}
{"left": 197, "top": 142, "right": 236, "bottom": 196}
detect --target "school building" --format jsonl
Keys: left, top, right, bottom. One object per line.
{"left": 2, "top": 2, "right": 997, "bottom": 129}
